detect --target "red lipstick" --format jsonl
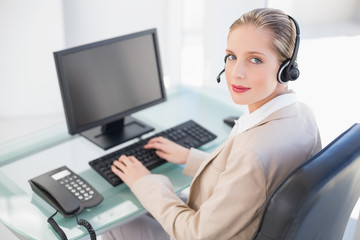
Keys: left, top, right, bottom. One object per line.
{"left": 232, "top": 84, "right": 250, "bottom": 93}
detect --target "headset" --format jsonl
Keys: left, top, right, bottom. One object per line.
{"left": 217, "top": 15, "right": 300, "bottom": 84}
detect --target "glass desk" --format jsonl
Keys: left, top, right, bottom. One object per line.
{"left": 0, "top": 86, "right": 241, "bottom": 239}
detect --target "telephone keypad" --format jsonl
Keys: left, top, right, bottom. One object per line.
{"left": 59, "top": 173, "right": 95, "bottom": 202}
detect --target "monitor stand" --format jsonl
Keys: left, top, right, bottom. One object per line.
{"left": 80, "top": 116, "right": 154, "bottom": 150}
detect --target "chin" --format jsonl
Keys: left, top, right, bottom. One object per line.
{"left": 231, "top": 96, "right": 248, "bottom": 105}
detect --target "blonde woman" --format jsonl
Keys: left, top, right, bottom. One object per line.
{"left": 103, "top": 8, "right": 322, "bottom": 240}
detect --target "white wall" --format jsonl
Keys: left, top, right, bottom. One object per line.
{"left": 356, "top": 1, "right": 360, "bottom": 22}
{"left": 269, "top": 0, "right": 359, "bottom": 24}
{"left": 0, "top": 0, "right": 64, "bottom": 117}
{"left": 62, "top": 0, "right": 182, "bottom": 87}
{"left": 268, "top": 0, "right": 360, "bottom": 38}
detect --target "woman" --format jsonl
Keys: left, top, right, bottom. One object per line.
{"left": 103, "top": 8, "right": 322, "bottom": 240}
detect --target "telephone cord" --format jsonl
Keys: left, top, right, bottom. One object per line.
{"left": 47, "top": 211, "right": 96, "bottom": 240}
{"left": 76, "top": 215, "right": 97, "bottom": 240}
{"left": 47, "top": 210, "right": 68, "bottom": 240}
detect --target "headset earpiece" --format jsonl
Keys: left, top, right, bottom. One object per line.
{"left": 288, "top": 62, "right": 300, "bottom": 80}
{"left": 277, "top": 60, "right": 300, "bottom": 84}
{"left": 277, "top": 15, "right": 300, "bottom": 84}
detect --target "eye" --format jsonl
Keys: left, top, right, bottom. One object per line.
{"left": 250, "top": 58, "right": 262, "bottom": 64}
{"left": 225, "top": 54, "right": 236, "bottom": 63}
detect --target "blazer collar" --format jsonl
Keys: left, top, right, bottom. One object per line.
{"left": 249, "top": 102, "right": 298, "bottom": 130}
{"left": 231, "top": 92, "right": 296, "bottom": 136}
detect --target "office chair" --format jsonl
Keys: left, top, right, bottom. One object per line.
{"left": 252, "top": 123, "right": 360, "bottom": 240}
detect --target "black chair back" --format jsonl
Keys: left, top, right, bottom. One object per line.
{"left": 253, "top": 123, "right": 360, "bottom": 240}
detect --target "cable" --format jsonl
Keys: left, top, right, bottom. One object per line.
{"left": 47, "top": 210, "right": 96, "bottom": 240}
{"left": 76, "top": 215, "right": 97, "bottom": 240}
{"left": 47, "top": 211, "right": 68, "bottom": 240}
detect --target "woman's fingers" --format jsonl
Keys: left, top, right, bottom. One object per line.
{"left": 144, "top": 137, "right": 169, "bottom": 150}
{"left": 111, "top": 155, "right": 151, "bottom": 187}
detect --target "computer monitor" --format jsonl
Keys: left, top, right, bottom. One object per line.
{"left": 54, "top": 29, "right": 166, "bottom": 150}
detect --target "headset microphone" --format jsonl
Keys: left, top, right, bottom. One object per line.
{"left": 216, "top": 55, "right": 228, "bottom": 83}
{"left": 216, "top": 69, "right": 225, "bottom": 83}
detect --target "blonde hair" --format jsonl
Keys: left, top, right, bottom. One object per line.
{"left": 230, "top": 8, "right": 297, "bottom": 62}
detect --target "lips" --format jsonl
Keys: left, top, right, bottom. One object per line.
{"left": 232, "top": 84, "right": 250, "bottom": 93}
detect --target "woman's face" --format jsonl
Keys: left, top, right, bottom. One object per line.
{"left": 225, "top": 24, "right": 286, "bottom": 113}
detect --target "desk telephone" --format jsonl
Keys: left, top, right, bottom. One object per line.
{"left": 29, "top": 166, "right": 103, "bottom": 239}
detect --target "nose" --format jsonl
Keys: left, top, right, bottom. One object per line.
{"left": 228, "top": 60, "right": 245, "bottom": 79}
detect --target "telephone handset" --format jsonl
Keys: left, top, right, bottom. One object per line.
{"left": 29, "top": 166, "right": 103, "bottom": 217}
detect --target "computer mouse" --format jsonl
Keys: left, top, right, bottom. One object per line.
{"left": 223, "top": 116, "right": 238, "bottom": 128}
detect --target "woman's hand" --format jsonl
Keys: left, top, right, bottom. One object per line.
{"left": 111, "top": 155, "right": 151, "bottom": 187}
{"left": 144, "top": 136, "right": 190, "bottom": 165}
{"left": 111, "top": 137, "right": 190, "bottom": 186}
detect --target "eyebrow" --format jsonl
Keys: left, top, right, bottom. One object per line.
{"left": 225, "top": 49, "right": 267, "bottom": 57}
{"left": 248, "top": 51, "right": 267, "bottom": 57}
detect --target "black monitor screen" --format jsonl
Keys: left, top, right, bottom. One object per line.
{"left": 54, "top": 29, "right": 166, "bottom": 149}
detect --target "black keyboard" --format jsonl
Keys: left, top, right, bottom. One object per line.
{"left": 89, "top": 120, "right": 217, "bottom": 186}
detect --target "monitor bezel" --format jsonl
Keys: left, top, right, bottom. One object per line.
{"left": 54, "top": 28, "right": 166, "bottom": 136}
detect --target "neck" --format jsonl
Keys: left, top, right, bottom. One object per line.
{"left": 248, "top": 86, "right": 291, "bottom": 113}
